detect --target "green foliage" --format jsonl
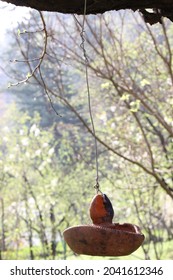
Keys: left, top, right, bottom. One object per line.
{"left": 0, "top": 106, "right": 93, "bottom": 259}
{"left": 1, "top": 10, "right": 173, "bottom": 260}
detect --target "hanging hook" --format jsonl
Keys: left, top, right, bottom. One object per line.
{"left": 94, "top": 181, "right": 102, "bottom": 194}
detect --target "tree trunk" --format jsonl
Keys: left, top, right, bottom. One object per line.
{"left": 1, "top": 0, "right": 173, "bottom": 17}
{"left": 50, "top": 205, "right": 56, "bottom": 259}
{"left": 0, "top": 197, "right": 6, "bottom": 254}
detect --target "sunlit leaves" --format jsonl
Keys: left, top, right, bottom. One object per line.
{"left": 130, "top": 100, "right": 141, "bottom": 112}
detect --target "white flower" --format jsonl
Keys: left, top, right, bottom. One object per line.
{"left": 3, "top": 137, "right": 8, "bottom": 142}
{"left": 51, "top": 178, "right": 58, "bottom": 187}
{"left": 111, "top": 122, "right": 116, "bottom": 129}
{"left": 19, "top": 129, "right": 24, "bottom": 135}
{"left": 9, "top": 154, "right": 15, "bottom": 160}
{"left": 48, "top": 148, "right": 54, "bottom": 156}
{"left": 30, "top": 124, "right": 37, "bottom": 133}
{"left": 42, "top": 142, "right": 48, "bottom": 148}
{"left": 21, "top": 138, "right": 29, "bottom": 146}
{"left": 30, "top": 124, "right": 40, "bottom": 137}
{"left": 35, "top": 149, "right": 41, "bottom": 156}
{"left": 3, "top": 126, "right": 9, "bottom": 132}
{"left": 34, "top": 128, "right": 40, "bottom": 137}
{"left": 110, "top": 106, "right": 116, "bottom": 112}
{"left": 25, "top": 152, "right": 30, "bottom": 158}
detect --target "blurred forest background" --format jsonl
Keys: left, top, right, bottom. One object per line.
{"left": 0, "top": 6, "right": 173, "bottom": 260}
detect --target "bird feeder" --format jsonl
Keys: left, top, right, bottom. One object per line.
{"left": 63, "top": 193, "right": 145, "bottom": 256}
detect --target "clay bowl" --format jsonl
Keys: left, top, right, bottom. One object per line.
{"left": 63, "top": 193, "right": 145, "bottom": 256}
{"left": 63, "top": 223, "right": 144, "bottom": 256}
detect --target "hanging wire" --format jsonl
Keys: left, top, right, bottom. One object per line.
{"left": 74, "top": 0, "right": 100, "bottom": 193}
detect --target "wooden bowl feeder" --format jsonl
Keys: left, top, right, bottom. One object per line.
{"left": 63, "top": 193, "right": 145, "bottom": 256}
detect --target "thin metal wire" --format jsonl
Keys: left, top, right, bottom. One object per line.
{"left": 75, "top": 0, "right": 100, "bottom": 193}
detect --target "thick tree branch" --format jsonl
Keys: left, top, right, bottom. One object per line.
{"left": 1, "top": 0, "right": 173, "bottom": 19}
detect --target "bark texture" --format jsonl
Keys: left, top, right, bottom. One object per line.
{"left": 1, "top": 1, "right": 173, "bottom": 14}
{"left": 1, "top": 1, "right": 173, "bottom": 24}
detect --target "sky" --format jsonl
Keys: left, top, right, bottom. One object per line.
{"left": 0, "top": 2, "right": 31, "bottom": 113}
{"left": 0, "top": 2, "right": 30, "bottom": 43}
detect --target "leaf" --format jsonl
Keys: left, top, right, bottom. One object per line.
{"left": 130, "top": 100, "right": 141, "bottom": 112}
{"left": 26, "top": 72, "right": 32, "bottom": 79}
{"left": 101, "top": 82, "right": 110, "bottom": 89}
{"left": 17, "top": 29, "right": 21, "bottom": 36}
{"left": 140, "top": 79, "right": 150, "bottom": 87}
{"left": 120, "top": 93, "right": 130, "bottom": 101}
